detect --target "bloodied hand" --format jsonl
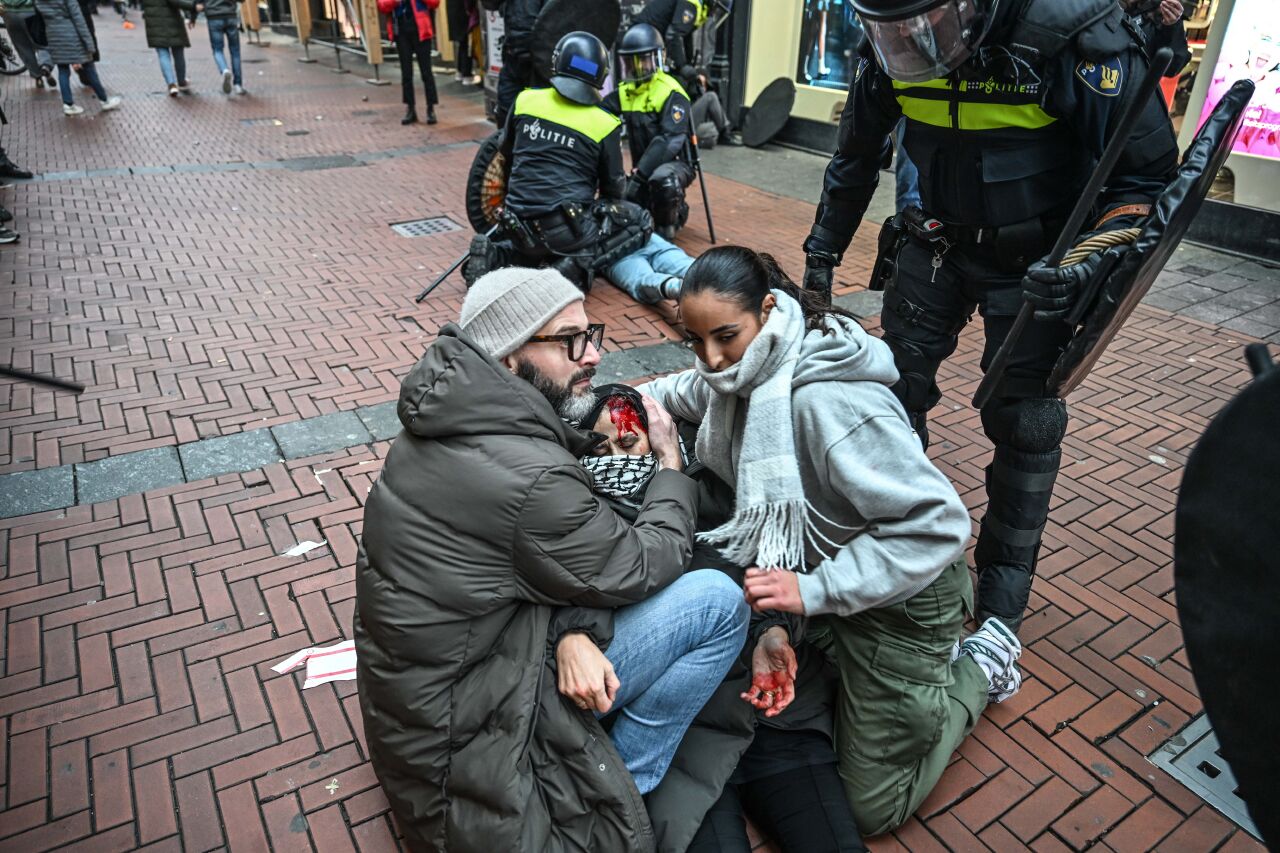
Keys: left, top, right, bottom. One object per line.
{"left": 740, "top": 627, "right": 798, "bottom": 717}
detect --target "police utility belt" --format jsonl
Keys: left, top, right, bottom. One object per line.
{"left": 501, "top": 203, "right": 592, "bottom": 253}
{"left": 869, "top": 206, "right": 1067, "bottom": 292}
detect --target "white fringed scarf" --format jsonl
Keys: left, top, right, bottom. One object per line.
{"left": 695, "top": 291, "right": 835, "bottom": 570}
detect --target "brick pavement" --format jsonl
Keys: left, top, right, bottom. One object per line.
{"left": 2, "top": 16, "right": 1277, "bottom": 853}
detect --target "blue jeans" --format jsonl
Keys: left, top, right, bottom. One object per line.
{"left": 155, "top": 47, "right": 187, "bottom": 86}
{"left": 57, "top": 63, "right": 107, "bottom": 106}
{"left": 606, "top": 234, "right": 695, "bottom": 304}
{"left": 894, "top": 119, "right": 921, "bottom": 213}
{"left": 601, "top": 569, "right": 749, "bottom": 793}
{"left": 208, "top": 16, "right": 242, "bottom": 85}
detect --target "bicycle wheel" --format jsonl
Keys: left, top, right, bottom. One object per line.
{"left": 0, "top": 34, "right": 27, "bottom": 76}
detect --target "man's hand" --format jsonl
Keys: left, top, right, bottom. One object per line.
{"left": 1022, "top": 252, "right": 1103, "bottom": 322}
{"left": 555, "top": 632, "right": 620, "bottom": 714}
{"left": 743, "top": 568, "right": 805, "bottom": 614}
{"left": 1158, "top": 0, "right": 1182, "bottom": 25}
{"left": 741, "top": 626, "right": 798, "bottom": 717}
{"left": 640, "top": 393, "right": 683, "bottom": 473}
{"left": 802, "top": 253, "right": 836, "bottom": 307}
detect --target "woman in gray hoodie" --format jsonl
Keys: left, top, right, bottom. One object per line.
{"left": 641, "top": 245, "right": 1024, "bottom": 839}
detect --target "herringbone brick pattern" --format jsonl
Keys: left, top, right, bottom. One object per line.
{"left": 3, "top": 16, "right": 1276, "bottom": 853}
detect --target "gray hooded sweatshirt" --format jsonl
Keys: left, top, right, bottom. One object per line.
{"left": 640, "top": 315, "right": 970, "bottom": 617}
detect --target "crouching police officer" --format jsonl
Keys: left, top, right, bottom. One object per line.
{"left": 603, "top": 24, "right": 695, "bottom": 239}
{"left": 801, "top": 0, "right": 1179, "bottom": 633}
{"left": 466, "top": 31, "right": 653, "bottom": 291}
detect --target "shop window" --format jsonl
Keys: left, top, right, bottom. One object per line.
{"left": 796, "top": 0, "right": 865, "bottom": 90}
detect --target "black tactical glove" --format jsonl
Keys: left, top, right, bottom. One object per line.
{"left": 624, "top": 174, "right": 645, "bottom": 204}
{"left": 1022, "top": 252, "right": 1103, "bottom": 322}
{"left": 803, "top": 252, "right": 837, "bottom": 307}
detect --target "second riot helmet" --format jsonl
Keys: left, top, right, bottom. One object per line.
{"left": 549, "top": 31, "right": 611, "bottom": 105}
{"left": 618, "top": 24, "right": 665, "bottom": 84}
{"left": 851, "top": 0, "right": 998, "bottom": 83}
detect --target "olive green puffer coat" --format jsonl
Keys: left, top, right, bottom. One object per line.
{"left": 354, "top": 324, "right": 700, "bottom": 852}
{"left": 141, "top": 0, "right": 195, "bottom": 49}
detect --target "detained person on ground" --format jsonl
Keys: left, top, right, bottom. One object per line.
{"left": 354, "top": 266, "right": 748, "bottom": 852}
{"left": 571, "top": 383, "right": 868, "bottom": 852}
{"left": 640, "top": 246, "right": 1024, "bottom": 838}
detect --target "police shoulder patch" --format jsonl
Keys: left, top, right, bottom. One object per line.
{"left": 1075, "top": 57, "right": 1124, "bottom": 97}
{"left": 682, "top": 8, "right": 693, "bottom": 24}
{"left": 671, "top": 105, "right": 685, "bottom": 124}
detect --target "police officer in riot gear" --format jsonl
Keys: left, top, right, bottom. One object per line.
{"left": 603, "top": 24, "right": 696, "bottom": 239}
{"left": 466, "top": 31, "right": 653, "bottom": 290}
{"left": 802, "top": 0, "right": 1179, "bottom": 632}
{"left": 633, "top": 0, "right": 733, "bottom": 76}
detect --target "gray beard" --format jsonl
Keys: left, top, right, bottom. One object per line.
{"left": 514, "top": 359, "right": 597, "bottom": 423}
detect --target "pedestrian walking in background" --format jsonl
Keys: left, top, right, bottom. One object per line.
{"left": 377, "top": 0, "right": 439, "bottom": 125}
{"left": 140, "top": 0, "right": 196, "bottom": 95}
{"left": 33, "top": 0, "right": 122, "bottom": 115}
{"left": 444, "top": 0, "right": 478, "bottom": 84}
{"left": 0, "top": 0, "right": 57, "bottom": 89}
{"left": 196, "top": 0, "right": 245, "bottom": 94}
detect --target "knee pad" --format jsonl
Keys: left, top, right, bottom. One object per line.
{"left": 550, "top": 255, "right": 591, "bottom": 293}
{"left": 647, "top": 175, "right": 688, "bottom": 227}
{"left": 980, "top": 397, "right": 1067, "bottom": 453}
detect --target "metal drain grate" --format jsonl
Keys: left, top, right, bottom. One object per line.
{"left": 1150, "top": 715, "right": 1261, "bottom": 840}
{"left": 391, "top": 216, "right": 463, "bottom": 238}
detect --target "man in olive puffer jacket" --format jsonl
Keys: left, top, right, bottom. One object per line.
{"left": 355, "top": 266, "right": 749, "bottom": 852}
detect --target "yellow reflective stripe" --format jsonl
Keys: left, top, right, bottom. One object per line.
{"left": 894, "top": 78, "right": 1057, "bottom": 131}
{"left": 619, "top": 72, "right": 689, "bottom": 115}
{"left": 513, "top": 88, "right": 621, "bottom": 142}
{"left": 959, "top": 103, "right": 1056, "bottom": 130}
{"left": 898, "top": 96, "right": 952, "bottom": 128}
{"left": 692, "top": 0, "right": 707, "bottom": 28}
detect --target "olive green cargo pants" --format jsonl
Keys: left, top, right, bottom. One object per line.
{"left": 811, "top": 559, "right": 990, "bottom": 837}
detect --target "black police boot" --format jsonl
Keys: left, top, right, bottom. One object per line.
{"left": 654, "top": 224, "right": 678, "bottom": 240}
{"left": 461, "top": 233, "right": 501, "bottom": 287}
{"left": 401, "top": 107, "right": 418, "bottom": 126}
{"left": 551, "top": 256, "right": 591, "bottom": 294}
{"left": 0, "top": 157, "right": 33, "bottom": 180}
{"left": 426, "top": 105, "right": 438, "bottom": 125}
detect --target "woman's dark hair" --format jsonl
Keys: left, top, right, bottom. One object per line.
{"left": 680, "top": 245, "right": 857, "bottom": 333}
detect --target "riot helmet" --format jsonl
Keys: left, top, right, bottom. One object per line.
{"left": 618, "top": 24, "right": 666, "bottom": 84}
{"left": 550, "top": 31, "right": 611, "bottom": 105}
{"left": 851, "top": 0, "right": 998, "bottom": 83}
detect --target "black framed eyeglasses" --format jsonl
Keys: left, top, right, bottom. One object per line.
{"left": 527, "top": 323, "right": 605, "bottom": 362}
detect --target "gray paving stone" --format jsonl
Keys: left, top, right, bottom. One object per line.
{"left": 595, "top": 342, "right": 695, "bottom": 384}
{"left": 1179, "top": 300, "right": 1244, "bottom": 326}
{"left": 75, "top": 447, "right": 185, "bottom": 505}
{"left": 1190, "top": 271, "right": 1255, "bottom": 294}
{"left": 271, "top": 411, "right": 372, "bottom": 460}
{"left": 1220, "top": 315, "right": 1279, "bottom": 341}
{"left": 836, "top": 289, "right": 885, "bottom": 319}
{"left": 1202, "top": 288, "right": 1277, "bottom": 313}
{"left": 1161, "top": 281, "right": 1222, "bottom": 304}
{"left": 1171, "top": 244, "right": 1240, "bottom": 273}
{"left": 357, "top": 402, "right": 403, "bottom": 442}
{"left": 0, "top": 467, "right": 75, "bottom": 519}
{"left": 1141, "top": 292, "right": 1192, "bottom": 313}
{"left": 179, "top": 429, "right": 284, "bottom": 482}
{"left": 1224, "top": 259, "right": 1280, "bottom": 283}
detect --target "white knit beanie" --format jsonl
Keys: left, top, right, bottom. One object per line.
{"left": 458, "top": 267, "right": 584, "bottom": 359}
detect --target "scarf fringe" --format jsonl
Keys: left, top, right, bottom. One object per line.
{"left": 697, "top": 498, "right": 859, "bottom": 571}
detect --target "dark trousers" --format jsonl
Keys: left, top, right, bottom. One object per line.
{"left": 495, "top": 47, "right": 532, "bottom": 127}
{"left": 880, "top": 238, "right": 1073, "bottom": 623}
{"left": 686, "top": 761, "right": 867, "bottom": 853}
{"left": 395, "top": 22, "right": 437, "bottom": 110}
{"left": 645, "top": 160, "right": 695, "bottom": 230}
{"left": 453, "top": 39, "right": 472, "bottom": 76}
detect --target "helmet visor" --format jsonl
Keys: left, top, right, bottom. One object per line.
{"left": 624, "top": 51, "right": 662, "bottom": 83}
{"left": 860, "top": 0, "right": 982, "bottom": 83}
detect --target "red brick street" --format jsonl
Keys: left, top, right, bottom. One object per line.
{"left": 0, "top": 14, "right": 1276, "bottom": 853}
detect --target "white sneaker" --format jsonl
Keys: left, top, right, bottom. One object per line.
{"left": 101, "top": 95, "right": 122, "bottom": 111}
{"left": 466, "top": 74, "right": 482, "bottom": 85}
{"left": 958, "top": 617, "right": 1023, "bottom": 703}
{"left": 168, "top": 84, "right": 179, "bottom": 97}
{"left": 63, "top": 103, "right": 85, "bottom": 116}
{"left": 222, "top": 69, "right": 233, "bottom": 93}
{"left": 232, "top": 84, "right": 246, "bottom": 95}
